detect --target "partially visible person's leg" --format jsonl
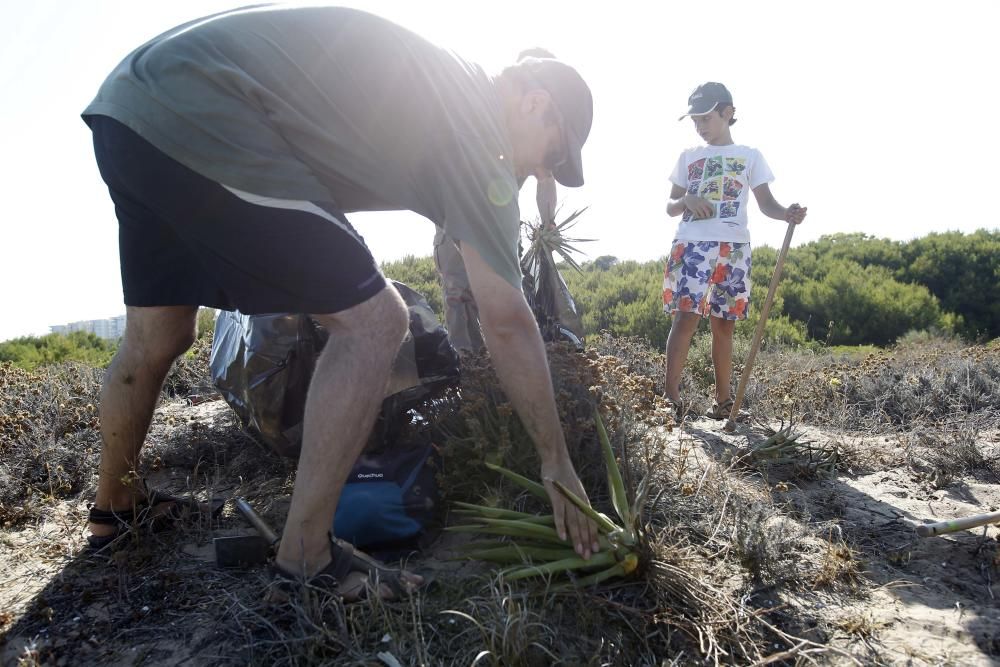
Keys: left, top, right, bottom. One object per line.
{"left": 663, "top": 311, "right": 701, "bottom": 405}
{"left": 88, "top": 115, "right": 226, "bottom": 541}
{"left": 706, "top": 241, "right": 751, "bottom": 417}
{"left": 275, "top": 286, "right": 410, "bottom": 583}
{"left": 709, "top": 315, "right": 736, "bottom": 406}
{"left": 90, "top": 305, "right": 197, "bottom": 538}
{"left": 434, "top": 228, "right": 484, "bottom": 352}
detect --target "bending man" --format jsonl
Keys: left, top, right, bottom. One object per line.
{"left": 83, "top": 6, "right": 598, "bottom": 599}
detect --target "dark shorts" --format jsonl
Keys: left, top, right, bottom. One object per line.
{"left": 88, "top": 115, "right": 387, "bottom": 314}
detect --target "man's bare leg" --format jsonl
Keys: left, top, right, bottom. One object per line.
{"left": 90, "top": 305, "right": 198, "bottom": 538}
{"left": 274, "top": 286, "right": 420, "bottom": 596}
{"left": 663, "top": 311, "right": 701, "bottom": 405}
{"left": 709, "top": 316, "right": 736, "bottom": 405}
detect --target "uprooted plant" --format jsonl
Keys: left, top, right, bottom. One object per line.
{"left": 744, "top": 417, "right": 841, "bottom": 478}
{"left": 448, "top": 411, "right": 647, "bottom": 588}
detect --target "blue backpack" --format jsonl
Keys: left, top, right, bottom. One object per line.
{"left": 334, "top": 436, "right": 439, "bottom": 549}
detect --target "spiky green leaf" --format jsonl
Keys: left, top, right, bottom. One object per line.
{"left": 595, "top": 410, "right": 632, "bottom": 530}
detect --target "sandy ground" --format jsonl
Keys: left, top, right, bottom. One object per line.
{"left": 679, "top": 416, "right": 1000, "bottom": 666}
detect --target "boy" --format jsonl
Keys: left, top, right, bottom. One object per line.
{"left": 663, "top": 82, "right": 806, "bottom": 419}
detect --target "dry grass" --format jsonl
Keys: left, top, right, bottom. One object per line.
{"left": 2, "top": 333, "right": 999, "bottom": 665}
{"left": 813, "top": 539, "right": 865, "bottom": 591}
{"left": 0, "top": 361, "right": 103, "bottom": 526}
{"left": 746, "top": 339, "right": 1000, "bottom": 433}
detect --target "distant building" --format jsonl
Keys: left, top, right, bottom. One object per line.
{"left": 50, "top": 315, "right": 127, "bottom": 340}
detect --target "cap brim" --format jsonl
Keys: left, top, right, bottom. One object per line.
{"left": 677, "top": 101, "right": 719, "bottom": 121}
{"left": 552, "top": 127, "right": 585, "bottom": 188}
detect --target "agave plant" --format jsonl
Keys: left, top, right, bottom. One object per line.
{"left": 521, "top": 207, "right": 593, "bottom": 275}
{"left": 748, "top": 419, "right": 839, "bottom": 477}
{"left": 448, "top": 410, "right": 647, "bottom": 588}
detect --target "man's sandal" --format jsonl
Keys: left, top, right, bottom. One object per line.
{"left": 87, "top": 482, "right": 224, "bottom": 551}
{"left": 270, "top": 535, "right": 418, "bottom": 603}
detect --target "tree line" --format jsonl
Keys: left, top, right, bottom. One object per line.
{"left": 381, "top": 229, "right": 998, "bottom": 350}
{"left": 564, "top": 229, "right": 997, "bottom": 349}
{"left": 3, "top": 230, "right": 996, "bottom": 369}
{"left": 0, "top": 309, "right": 218, "bottom": 371}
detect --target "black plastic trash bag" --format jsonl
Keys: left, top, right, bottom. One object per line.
{"left": 209, "top": 281, "right": 460, "bottom": 458}
{"left": 521, "top": 252, "right": 585, "bottom": 349}
{"left": 520, "top": 210, "right": 589, "bottom": 349}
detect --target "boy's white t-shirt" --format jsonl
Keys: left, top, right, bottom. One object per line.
{"left": 668, "top": 144, "right": 774, "bottom": 243}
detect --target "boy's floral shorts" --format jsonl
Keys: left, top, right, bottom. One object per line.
{"left": 662, "top": 240, "right": 752, "bottom": 320}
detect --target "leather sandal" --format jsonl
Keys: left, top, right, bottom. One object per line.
{"left": 87, "top": 481, "right": 224, "bottom": 550}
{"left": 270, "top": 534, "right": 417, "bottom": 602}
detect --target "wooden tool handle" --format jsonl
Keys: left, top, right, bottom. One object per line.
{"left": 729, "top": 221, "right": 796, "bottom": 423}
{"left": 914, "top": 510, "right": 1000, "bottom": 537}
{"left": 234, "top": 497, "right": 280, "bottom": 545}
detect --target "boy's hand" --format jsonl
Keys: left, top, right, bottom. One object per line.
{"left": 786, "top": 203, "right": 807, "bottom": 224}
{"left": 682, "top": 194, "right": 715, "bottom": 219}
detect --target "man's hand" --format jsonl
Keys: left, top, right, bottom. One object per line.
{"left": 541, "top": 458, "right": 600, "bottom": 559}
{"left": 683, "top": 194, "right": 715, "bottom": 219}
{"left": 459, "top": 243, "right": 601, "bottom": 560}
{"left": 535, "top": 171, "right": 557, "bottom": 228}
{"left": 785, "top": 203, "right": 808, "bottom": 224}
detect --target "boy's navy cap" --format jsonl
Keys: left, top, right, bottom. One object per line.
{"left": 678, "top": 82, "right": 733, "bottom": 120}
{"left": 518, "top": 57, "right": 593, "bottom": 188}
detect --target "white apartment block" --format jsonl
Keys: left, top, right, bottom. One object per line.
{"left": 50, "top": 315, "right": 127, "bottom": 340}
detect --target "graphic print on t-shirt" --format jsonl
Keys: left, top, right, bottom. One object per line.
{"left": 724, "top": 157, "right": 746, "bottom": 176}
{"left": 704, "top": 157, "right": 724, "bottom": 179}
{"left": 688, "top": 158, "right": 706, "bottom": 182}
{"left": 682, "top": 153, "right": 747, "bottom": 223}
{"left": 699, "top": 177, "right": 722, "bottom": 201}
{"left": 723, "top": 176, "right": 743, "bottom": 201}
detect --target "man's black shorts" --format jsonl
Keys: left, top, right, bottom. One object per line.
{"left": 88, "top": 115, "right": 387, "bottom": 314}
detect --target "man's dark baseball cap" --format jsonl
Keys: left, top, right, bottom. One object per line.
{"left": 518, "top": 57, "right": 593, "bottom": 188}
{"left": 678, "top": 82, "right": 734, "bottom": 121}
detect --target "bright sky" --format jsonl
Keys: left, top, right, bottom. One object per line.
{"left": 2, "top": 0, "right": 997, "bottom": 342}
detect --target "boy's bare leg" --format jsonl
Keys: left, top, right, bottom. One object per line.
{"left": 275, "top": 286, "right": 421, "bottom": 595}
{"left": 90, "top": 305, "right": 198, "bottom": 538}
{"left": 663, "top": 311, "right": 701, "bottom": 404}
{"left": 709, "top": 315, "right": 736, "bottom": 404}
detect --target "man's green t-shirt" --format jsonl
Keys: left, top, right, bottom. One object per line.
{"left": 83, "top": 5, "right": 522, "bottom": 286}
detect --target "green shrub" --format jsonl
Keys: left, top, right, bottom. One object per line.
{"left": 895, "top": 328, "right": 958, "bottom": 348}
{"left": 379, "top": 228, "right": 1000, "bottom": 350}
{"left": 0, "top": 331, "right": 116, "bottom": 370}
{"left": 782, "top": 261, "right": 951, "bottom": 346}
{"left": 899, "top": 229, "right": 1000, "bottom": 339}
{"left": 381, "top": 254, "right": 444, "bottom": 320}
